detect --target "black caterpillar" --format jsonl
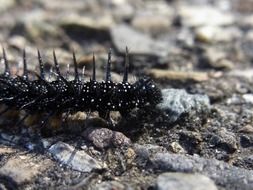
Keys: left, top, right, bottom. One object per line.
{"left": 0, "top": 47, "right": 162, "bottom": 127}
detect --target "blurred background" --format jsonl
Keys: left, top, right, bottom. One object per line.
{"left": 0, "top": 0, "right": 252, "bottom": 84}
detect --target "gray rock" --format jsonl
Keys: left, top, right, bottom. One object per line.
{"left": 0, "top": 155, "right": 52, "bottom": 184}
{"left": 111, "top": 2, "right": 134, "bottom": 21}
{"left": 157, "top": 89, "right": 210, "bottom": 123}
{"left": 40, "top": 0, "right": 88, "bottom": 11}
{"left": 151, "top": 153, "right": 253, "bottom": 190}
{"left": 209, "top": 128, "right": 238, "bottom": 153}
{"left": 131, "top": 13, "right": 172, "bottom": 35}
{"left": 83, "top": 127, "right": 131, "bottom": 149}
{"left": 195, "top": 26, "right": 241, "bottom": 43}
{"left": 228, "top": 69, "right": 253, "bottom": 80}
{"left": 94, "top": 181, "right": 131, "bottom": 190}
{"left": 59, "top": 13, "right": 114, "bottom": 32}
{"left": 110, "top": 24, "right": 170, "bottom": 57}
{"left": 240, "top": 135, "right": 253, "bottom": 148}
{"left": 0, "top": 133, "right": 20, "bottom": 146}
{"left": 178, "top": 5, "right": 234, "bottom": 27}
{"left": 203, "top": 47, "right": 234, "bottom": 70}
{"left": 156, "top": 173, "right": 218, "bottom": 190}
{"left": 242, "top": 94, "right": 253, "bottom": 104}
{"left": 49, "top": 141, "right": 103, "bottom": 172}
{"left": 0, "top": 0, "right": 15, "bottom": 12}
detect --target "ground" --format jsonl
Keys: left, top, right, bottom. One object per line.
{"left": 0, "top": 0, "right": 253, "bottom": 190}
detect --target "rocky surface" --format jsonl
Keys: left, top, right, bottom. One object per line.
{"left": 156, "top": 173, "right": 218, "bottom": 190}
{"left": 0, "top": 0, "right": 253, "bottom": 189}
{"left": 157, "top": 88, "right": 210, "bottom": 123}
{"left": 151, "top": 153, "right": 253, "bottom": 190}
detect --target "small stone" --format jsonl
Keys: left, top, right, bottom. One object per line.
{"left": 203, "top": 48, "right": 234, "bottom": 70}
{"left": 113, "top": 131, "right": 132, "bottom": 147}
{"left": 178, "top": 5, "right": 234, "bottom": 27}
{"left": 242, "top": 94, "right": 253, "bottom": 104}
{"left": 94, "top": 181, "right": 129, "bottom": 190}
{"left": 83, "top": 127, "right": 131, "bottom": 149}
{"left": 177, "top": 28, "right": 195, "bottom": 48}
{"left": 111, "top": 2, "right": 134, "bottom": 21}
{"left": 0, "top": 155, "right": 51, "bottom": 184}
{"left": 0, "top": 133, "right": 20, "bottom": 146}
{"left": 40, "top": 0, "right": 88, "bottom": 11}
{"left": 169, "top": 142, "right": 185, "bottom": 154}
{"left": 14, "top": 10, "right": 59, "bottom": 42}
{"left": 134, "top": 144, "right": 166, "bottom": 161}
{"left": 111, "top": 24, "right": 170, "bottom": 57}
{"left": 156, "top": 173, "right": 218, "bottom": 190}
{"left": 240, "top": 135, "right": 253, "bottom": 148}
{"left": 151, "top": 153, "right": 253, "bottom": 189}
{"left": 59, "top": 13, "right": 114, "bottom": 31}
{"left": 228, "top": 69, "right": 253, "bottom": 80}
{"left": 0, "top": 146, "right": 14, "bottom": 154}
{"left": 131, "top": 13, "right": 172, "bottom": 35}
{"left": 9, "top": 35, "right": 27, "bottom": 50}
{"left": 240, "top": 15, "right": 253, "bottom": 27}
{"left": 157, "top": 89, "right": 210, "bottom": 123}
{"left": 210, "top": 128, "right": 238, "bottom": 153}
{"left": 195, "top": 26, "right": 241, "bottom": 43}
{"left": 179, "top": 131, "right": 203, "bottom": 154}
{"left": 147, "top": 69, "right": 209, "bottom": 82}
{"left": 238, "top": 124, "right": 253, "bottom": 134}
{"left": 49, "top": 141, "right": 103, "bottom": 172}
{"left": 0, "top": 0, "right": 15, "bottom": 12}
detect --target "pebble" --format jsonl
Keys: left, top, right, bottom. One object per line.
{"left": 59, "top": 13, "right": 114, "bottom": 32}
{"left": 0, "top": 0, "right": 15, "bottom": 12}
{"left": 0, "top": 155, "right": 51, "bottom": 184}
{"left": 110, "top": 24, "right": 170, "bottom": 57}
{"left": 240, "top": 15, "right": 253, "bottom": 27}
{"left": 178, "top": 5, "right": 234, "bottom": 27}
{"left": 49, "top": 141, "right": 103, "bottom": 172}
{"left": 111, "top": 1, "right": 134, "bottom": 21}
{"left": 242, "top": 94, "right": 253, "bottom": 104}
{"left": 9, "top": 35, "right": 27, "bottom": 50}
{"left": 209, "top": 128, "right": 238, "bottom": 153}
{"left": 195, "top": 26, "right": 241, "bottom": 43}
{"left": 157, "top": 88, "right": 210, "bottom": 123}
{"left": 147, "top": 69, "right": 209, "bottom": 82}
{"left": 228, "top": 69, "right": 253, "bottom": 80}
{"left": 131, "top": 13, "right": 172, "bottom": 35}
{"left": 240, "top": 135, "right": 253, "bottom": 148}
{"left": 156, "top": 172, "right": 217, "bottom": 190}
{"left": 151, "top": 153, "right": 253, "bottom": 190}
{"left": 94, "top": 181, "right": 130, "bottom": 190}
{"left": 238, "top": 124, "right": 253, "bottom": 134}
{"left": 202, "top": 47, "right": 234, "bottom": 69}
{"left": 169, "top": 142, "right": 186, "bottom": 154}
{"left": 0, "top": 146, "right": 14, "bottom": 154}
{"left": 82, "top": 127, "right": 131, "bottom": 149}
{"left": 40, "top": 0, "right": 88, "bottom": 11}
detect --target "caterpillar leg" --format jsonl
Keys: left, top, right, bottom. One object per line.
{"left": 14, "top": 113, "right": 29, "bottom": 128}
{"left": 0, "top": 107, "right": 10, "bottom": 116}
{"left": 119, "top": 110, "right": 130, "bottom": 118}
{"left": 98, "top": 110, "right": 110, "bottom": 120}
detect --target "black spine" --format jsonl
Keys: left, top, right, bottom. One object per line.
{"left": 22, "top": 49, "right": 28, "bottom": 80}
{"left": 2, "top": 46, "right": 10, "bottom": 77}
{"left": 37, "top": 49, "right": 45, "bottom": 79}
{"left": 123, "top": 46, "right": 129, "bottom": 83}
{"left": 92, "top": 53, "right": 96, "bottom": 81}
{"left": 73, "top": 51, "right": 79, "bottom": 81}
{"left": 106, "top": 49, "right": 112, "bottom": 82}
{"left": 53, "top": 50, "right": 61, "bottom": 78}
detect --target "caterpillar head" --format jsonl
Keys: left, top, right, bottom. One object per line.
{"left": 134, "top": 77, "right": 162, "bottom": 106}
